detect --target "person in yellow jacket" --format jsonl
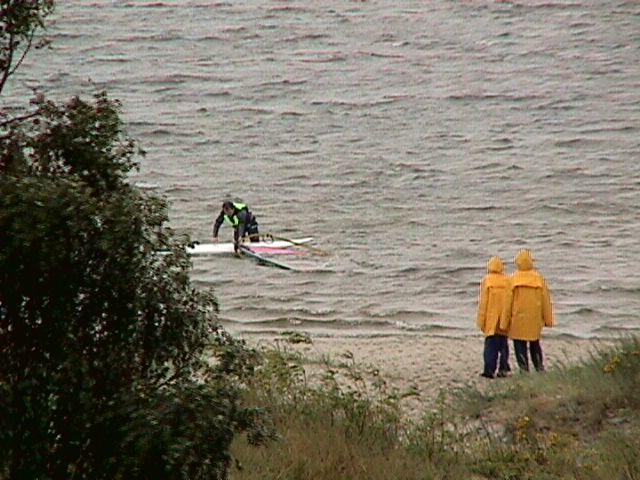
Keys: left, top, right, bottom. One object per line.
{"left": 500, "top": 249, "right": 554, "bottom": 372}
{"left": 476, "top": 256, "right": 511, "bottom": 379}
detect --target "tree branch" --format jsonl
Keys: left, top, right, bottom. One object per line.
{"left": 0, "top": 32, "right": 17, "bottom": 95}
{"left": 0, "top": 110, "right": 40, "bottom": 129}
{"left": 8, "top": 28, "right": 37, "bottom": 79}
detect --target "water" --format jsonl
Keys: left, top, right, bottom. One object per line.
{"left": 5, "top": 0, "right": 640, "bottom": 339}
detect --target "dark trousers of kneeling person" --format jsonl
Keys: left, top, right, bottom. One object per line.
{"left": 483, "top": 334, "right": 510, "bottom": 378}
{"left": 245, "top": 219, "right": 260, "bottom": 242}
{"left": 513, "top": 339, "right": 544, "bottom": 372}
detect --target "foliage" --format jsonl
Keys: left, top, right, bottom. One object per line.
{"left": 0, "top": 4, "right": 272, "bottom": 476}
{"left": 457, "top": 336, "right": 640, "bottom": 480}
{"left": 251, "top": 342, "right": 410, "bottom": 440}
{"left": 231, "top": 342, "right": 461, "bottom": 480}
{"left": 0, "top": 88, "right": 273, "bottom": 479}
{"left": 0, "top": 0, "right": 54, "bottom": 94}
{"left": 230, "top": 336, "right": 640, "bottom": 480}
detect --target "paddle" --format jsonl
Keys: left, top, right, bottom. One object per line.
{"left": 262, "top": 232, "right": 330, "bottom": 256}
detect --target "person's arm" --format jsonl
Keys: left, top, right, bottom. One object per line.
{"left": 542, "top": 278, "right": 554, "bottom": 327}
{"left": 232, "top": 212, "right": 250, "bottom": 253}
{"left": 230, "top": 212, "right": 246, "bottom": 253}
{"left": 212, "top": 210, "right": 224, "bottom": 239}
{"left": 233, "top": 224, "right": 241, "bottom": 252}
{"left": 499, "top": 279, "right": 513, "bottom": 332}
{"left": 476, "top": 278, "right": 488, "bottom": 332}
{"left": 236, "top": 210, "right": 249, "bottom": 240}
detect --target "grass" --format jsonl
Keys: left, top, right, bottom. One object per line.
{"left": 230, "top": 336, "right": 640, "bottom": 479}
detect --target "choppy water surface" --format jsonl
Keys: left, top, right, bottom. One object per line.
{"left": 7, "top": 0, "right": 640, "bottom": 339}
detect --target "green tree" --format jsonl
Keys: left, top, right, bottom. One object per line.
{"left": 0, "top": 4, "right": 270, "bottom": 479}
{"left": 0, "top": 0, "right": 54, "bottom": 94}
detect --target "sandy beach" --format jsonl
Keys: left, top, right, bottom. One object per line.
{"left": 243, "top": 333, "right": 617, "bottom": 416}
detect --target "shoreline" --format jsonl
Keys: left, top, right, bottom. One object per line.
{"left": 240, "top": 332, "right": 619, "bottom": 412}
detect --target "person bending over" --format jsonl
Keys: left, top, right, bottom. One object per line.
{"left": 212, "top": 201, "right": 259, "bottom": 253}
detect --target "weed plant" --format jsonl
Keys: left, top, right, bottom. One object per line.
{"left": 230, "top": 336, "right": 640, "bottom": 480}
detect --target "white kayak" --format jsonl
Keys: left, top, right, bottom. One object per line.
{"left": 186, "top": 237, "right": 314, "bottom": 255}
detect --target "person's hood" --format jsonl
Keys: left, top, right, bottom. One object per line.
{"left": 487, "top": 256, "right": 504, "bottom": 274}
{"left": 515, "top": 249, "right": 534, "bottom": 271}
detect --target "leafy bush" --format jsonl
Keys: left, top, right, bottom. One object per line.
{"left": 1, "top": 50, "right": 271, "bottom": 480}
{"left": 0, "top": 90, "right": 273, "bottom": 479}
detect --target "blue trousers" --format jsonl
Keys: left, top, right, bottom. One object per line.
{"left": 513, "top": 339, "right": 544, "bottom": 372}
{"left": 483, "top": 335, "right": 510, "bottom": 376}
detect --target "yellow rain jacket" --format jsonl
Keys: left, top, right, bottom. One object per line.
{"left": 476, "top": 256, "right": 509, "bottom": 336}
{"left": 500, "top": 250, "right": 554, "bottom": 341}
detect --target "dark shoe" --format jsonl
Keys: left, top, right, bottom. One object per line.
{"left": 480, "top": 373, "right": 494, "bottom": 379}
{"left": 496, "top": 370, "right": 512, "bottom": 378}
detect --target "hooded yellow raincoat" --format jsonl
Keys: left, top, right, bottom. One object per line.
{"left": 500, "top": 250, "right": 554, "bottom": 341}
{"left": 476, "top": 256, "right": 509, "bottom": 336}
